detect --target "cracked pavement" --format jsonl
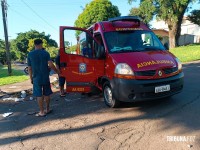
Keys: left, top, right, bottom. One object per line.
{"left": 0, "top": 61, "right": 200, "bottom": 150}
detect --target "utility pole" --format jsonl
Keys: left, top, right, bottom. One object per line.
{"left": 1, "top": 0, "right": 12, "bottom": 75}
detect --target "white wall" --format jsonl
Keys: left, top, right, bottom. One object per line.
{"left": 151, "top": 18, "right": 200, "bottom": 44}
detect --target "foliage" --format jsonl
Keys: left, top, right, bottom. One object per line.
{"left": 13, "top": 30, "right": 58, "bottom": 55}
{"left": 27, "top": 38, "right": 48, "bottom": 52}
{"left": 170, "top": 44, "right": 200, "bottom": 62}
{"left": 0, "top": 50, "right": 18, "bottom": 64}
{"left": 188, "top": 9, "right": 200, "bottom": 25}
{"left": 27, "top": 38, "right": 59, "bottom": 59}
{"left": 156, "top": 34, "right": 163, "bottom": 41}
{"left": 75, "top": 0, "right": 121, "bottom": 35}
{"left": 46, "top": 47, "right": 59, "bottom": 59}
{"left": 128, "top": 0, "right": 199, "bottom": 48}
{"left": 0, "top": 66, "right": 29, "bottom": 86}
{"left": 0, "top": 39, "right": 18, "bottom": 64}
{"left": 0, "top": 39, "right": 5, "bottom": 49}
{"left": 65, "top": 45, "right": 77, "bottom": 54}
{"left": 129, "top": 3, "right": 155, "bottom": 25}
{"left": 0, "top": 50, "right": 6, "bottom": 64}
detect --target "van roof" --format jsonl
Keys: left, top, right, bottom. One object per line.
{"left": 92, "top": 16, "right": 150, "bottom": 33}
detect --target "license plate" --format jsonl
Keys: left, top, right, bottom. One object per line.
{"left": 155, "top": 85, "right": 170, "bottom": 93}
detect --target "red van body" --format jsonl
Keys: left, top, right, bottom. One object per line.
{"left": 59, "top": 16, "right": 184, "bottom": 107}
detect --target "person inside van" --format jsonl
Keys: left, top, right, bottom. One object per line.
{"left": 81, "top": 42, "right": 92, "bottom": 58}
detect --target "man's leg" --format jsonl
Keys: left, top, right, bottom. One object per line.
{"left": 44, "top": 95, "right": 50, "bottom": 112}
{"left": 43, "top": 83, "right": 53, "bottom": 113}
{"left": 33, "top": 83, "right": 45, "bottom": 116}
{"left": 59, "top": 86, "right": 63, "bottom": 95}
{"left": 37, "top": 96, "right": 45, "bottom": 115}
{"left": 59, "top": 77, "right": 65, "bottom": 96}
{"left": 61, "top": 85, "right": 65, "bottom": 95}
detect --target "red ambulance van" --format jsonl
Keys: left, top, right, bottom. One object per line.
{"left": 59, "top": 16, "right": 184, "bottom": 107}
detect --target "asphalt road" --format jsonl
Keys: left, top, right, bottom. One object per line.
{"left": 0, "top": 61, "right": 200, "bottom": 150}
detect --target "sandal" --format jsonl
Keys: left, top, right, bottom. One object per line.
{"left": 60, "top": 94, "right": 66, "bottom": 97}
{"left": 35, "top": 113, "right": 46, "bottom": 117}
{"left": 45, "top": 109, "right": 53, "bottom": 114}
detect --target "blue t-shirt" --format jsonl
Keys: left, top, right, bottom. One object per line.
{"left": 28, "top": 49, "right": 51, "bottom": 85}
{"left": 82, "top": 48, "right": 92, "bottom": 58}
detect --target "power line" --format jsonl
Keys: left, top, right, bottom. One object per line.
{"left": 9, "top": 7, "right": 48, "bottom": 29}
{"left": 20, "top": 0, "right": 57, "bottom": 31}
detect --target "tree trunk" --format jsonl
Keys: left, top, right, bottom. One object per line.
{"left": 168, "top": 21, "right": 182, "bottom": 49}
{"left": 168, "top": 28, "right": 176, "bottom": 49}
{"left": 167, "top": 1, "right": 190, "bottom": 49}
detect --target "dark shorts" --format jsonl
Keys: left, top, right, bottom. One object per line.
{"left": 33, "top": 82, "right": 53, "bottom": 97}
{"left": 59, "top": 77, "right": 65, "bottom": 86}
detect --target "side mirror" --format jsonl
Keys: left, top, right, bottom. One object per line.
{"left": 164, "top": 43, "right": 169, "bottom": 51}
{"left": 96, "top": 45, "right": 105, "bottom": 59}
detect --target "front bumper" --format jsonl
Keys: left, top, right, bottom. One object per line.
{"left": 110, "top": 72, "right": 184, "bottom": 102}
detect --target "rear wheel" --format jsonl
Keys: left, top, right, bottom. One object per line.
{"left": 103, "top": 81, "right": 120, "bottom": 108}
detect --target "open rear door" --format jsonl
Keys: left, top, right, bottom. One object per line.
{"left": 59, "top": 26, "right": 105, "bottom": 93}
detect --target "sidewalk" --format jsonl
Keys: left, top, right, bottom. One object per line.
{"left": 0, "top": 75, "right": 58, "bottom": 95}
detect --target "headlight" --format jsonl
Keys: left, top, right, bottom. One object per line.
{"left": 175, "top": 58, "right": 182, "bottom": 71}
{"left": 115, "top": 63, "right": 134, "bottom": 75}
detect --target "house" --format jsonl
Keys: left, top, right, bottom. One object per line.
{"left": 151, "top": 17, "right": 200, "bottom": 46}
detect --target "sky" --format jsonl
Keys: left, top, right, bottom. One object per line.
{"left": 0, "top": 0, "right": 200, "bottom": 44}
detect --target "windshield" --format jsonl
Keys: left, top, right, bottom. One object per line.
{"left": 104, "top": 30, "right": 165, "bottom": 53}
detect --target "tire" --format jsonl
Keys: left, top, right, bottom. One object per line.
{"left": 24, "top": 67, "right": 29, "bottom": 75}
{"left": 103, "top": 81, "right": 120, "bottom": 108}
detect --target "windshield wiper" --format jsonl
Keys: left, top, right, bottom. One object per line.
{"left": 111, "top": 46, "right": 142, "bottom": 53}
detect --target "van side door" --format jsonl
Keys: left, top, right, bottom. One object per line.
{"left": 59, "top": 26, "right": 105, "bottom": 93}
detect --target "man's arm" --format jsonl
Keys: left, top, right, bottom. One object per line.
{"left": 27, "top": 54, "right": 33, "bottom": 84}
{"left": 28, "top": 66, "right": 33, "bottom": 84}
{"left": 56, "top": 64, "right": 60, "bottom": 72}
{"left": 48, "top": 60, "right": 60, "bottom": 75}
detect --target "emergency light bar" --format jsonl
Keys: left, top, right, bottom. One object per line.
{"left": 108, "top": 16, "right": 141, "bottom": 28}
{"left": 108, "top": 16, "right": 141, "bottom": 22}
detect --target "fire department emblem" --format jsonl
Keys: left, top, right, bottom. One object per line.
{"left": 158, "top": 70, "right": 162, "bottom": 77}
{"left": 79, "top": 63, "right": 87, "bottom": 73}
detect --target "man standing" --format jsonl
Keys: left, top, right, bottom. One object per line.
{"left": 55, "top": 52, "right": 66, "bottom": 97}
{"left": 28, "top": 39, "right": 59, "bottom": 117}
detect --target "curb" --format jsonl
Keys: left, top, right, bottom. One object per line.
{"left": 182, "top": 60, "right": 200, "bottom": 64}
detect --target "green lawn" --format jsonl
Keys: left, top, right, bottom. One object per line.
{"left": 0, "top": 66, "right": 29, "bottom": 86}
{"left": 170, "top": 44, "right": 200, "bottom": 63}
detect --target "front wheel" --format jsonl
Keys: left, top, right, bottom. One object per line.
{"left": 24, "top": 67, "right": 29, "bottom": 75}
{"left": 103, "top": 81, "right": 120, "bottom": 108}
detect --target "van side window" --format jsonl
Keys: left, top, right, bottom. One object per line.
{"left": 94, "top": 34, "right": 104, "bottom": 58}
{"left": 63, "top": 29, "right": 94, "bottom": 58}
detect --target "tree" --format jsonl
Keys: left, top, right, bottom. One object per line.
{"left": 27, "top": 38, "right": 48, "bottom": 52}
{"left": 13, "top": 30, "right": 58, "bottom": 57}
{"left": 0, "top": 39, "right": 18, "bottom": 64}
{"left": 129, "top": 5, "right": 155, "bottom": 26}
{"left": 188, "top": 9, "right": 200, "bottom": 25}
{"left": 128, "top": 0, "right": 199, "bottom": 48}
{"left": 0, "top": 39, "right": 5, "bottom": 50}
{"left": 75, "top": 0, "right": 120, "bottom": 35}
{"left": 46, "top": 47, "right": 59, "bottom": 59}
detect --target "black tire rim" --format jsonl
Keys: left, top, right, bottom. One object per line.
{"left": 104, "top": 85, "right": 113, "bottom": 106}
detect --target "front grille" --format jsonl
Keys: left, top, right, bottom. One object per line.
{"left": 135, "top": 70, "right": 156, "bottom": 76}
{"left": 163, "top": 67, "right": 178, "bottom": 74}
{"left": 142, "top": 79, "right": 181, "bottom": 87}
